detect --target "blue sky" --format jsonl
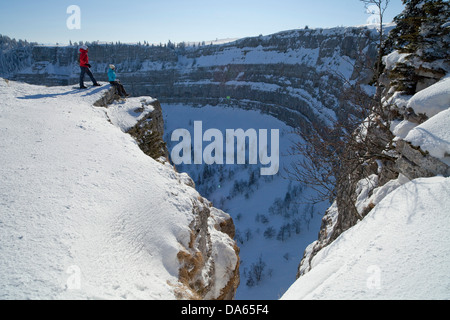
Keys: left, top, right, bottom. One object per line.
{"left": 0, "top": 0, "right": 405, "bottom": 44}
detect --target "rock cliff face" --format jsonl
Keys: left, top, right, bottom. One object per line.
{"left": 126, "top": 99, "right": 169, "bottom": 161}
{"left": 2, "top": 27, "right": 379, "bottom": 131}
{"left": 177, "top": 197, "right": 240, "bottom": 300}
{"left": 94, "top": 89, "right": 240, "bottom": 300}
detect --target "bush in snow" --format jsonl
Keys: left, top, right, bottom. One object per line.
{"left": 245, "top": 256, "right": 272, "bottom": 287}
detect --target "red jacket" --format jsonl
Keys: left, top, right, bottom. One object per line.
{"left": 79, "top": 48, "right": 89, "bottom": 67}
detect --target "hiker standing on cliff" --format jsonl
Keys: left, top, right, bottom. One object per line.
{"left": 79, "top": 45, "right": 101, "bottom": 89}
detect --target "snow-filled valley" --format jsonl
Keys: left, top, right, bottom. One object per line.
{"left": 162, "top": 104, "right": 327, "bottom": 299}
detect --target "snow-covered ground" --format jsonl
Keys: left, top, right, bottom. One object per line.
{"left": 282, "top": 176, "right": 450, "bottom": 300}
{"left": 0, "top": 79, "right": 236, "bottom": 299}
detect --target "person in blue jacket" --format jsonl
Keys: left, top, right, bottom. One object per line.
{"left": 108, "top": 64, "right": 129, "bottom": 97}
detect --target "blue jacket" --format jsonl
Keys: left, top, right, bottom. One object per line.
{"left": 108, "top": 68, "right": 116, "bottom": 82}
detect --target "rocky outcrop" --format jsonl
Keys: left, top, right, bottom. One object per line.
{"left": 176, "top": 195, "right": 240, "bottom": 300}
{"left": 126, "top": 99, "right": 169, "bottom": 161}
{"left": 396, "top": 139, "right": 450, "bottom": 180}
{"left": 95, "top": 88, "right": 169, "bottom": 161}
{"left": 93, "top": 87, "right": 119, "bottom": 107}
{"left": 415, "top": 65, "right": 447, "bottom": 92}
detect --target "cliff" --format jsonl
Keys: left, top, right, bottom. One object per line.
{"left": 99, "top": 87, "right": 241, "bottom": 300}
{"left": 0, "top": 81, "right": 239, "bottom": 300}
{"left": 98, "top": 88, "right": 241, "bottom": 300}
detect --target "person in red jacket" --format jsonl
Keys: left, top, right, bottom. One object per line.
{"left": 79, "top": 45, "right": 101, "bottom": 89}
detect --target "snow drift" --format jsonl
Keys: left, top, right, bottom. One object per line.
{"left": 282, "top": 176, "right": 450, "bottom": 300}
{"left": 406, "top": 75, "right": 450, "bottom": 118}
{"left": 405, "top": 108, "right": 450, "bottom": 166}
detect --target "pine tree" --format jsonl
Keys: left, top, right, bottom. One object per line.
{"left": 419, "top": 1, "right": 450, "bottom": 62}
{"left": 387, "top": 0, "right": 449, "bottom": 60}
{"left": 384, "top": 0, "right": 449, "bottom": 94}
{"left": 387, "top": 0, "right": 426, "bottom": 53}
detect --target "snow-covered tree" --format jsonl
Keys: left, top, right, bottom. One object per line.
{"left": 387, "top": 0, "right": 449, "bottom": 60}
{"left": 385, "top": 0, "right": 449, "bottom": 94}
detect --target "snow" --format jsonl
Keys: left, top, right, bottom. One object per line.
{"left": 406, "top": 75, "right": 450, "bottom": 118}
{"left": 105, "top": 97, "right": 156, "bottom": 132}
{"left": 388, "top": 73, "right": 450, "bottom": 165}
{"left": 281, "top": 176, "right": 450, "bottom": 300}
{"left": 405, "top": 108, "right": 450, "bottom": 165}
{"left": 280, "top": 67, "right": 450, "bottom": 301}
{"left": 391, "top": 119, "right": 418, "bottom": 139}
{"left": 386, "top": 62, "right": 450, "bottom": 165}
{"left": 290, "top": 66, "right": 450, "bottom": 301}
{"left": 192, "top": 46, "right": 320, "bottom": 69}
{"left": 287, "top": 58, "right": 450, "bottom": 301}
{"left": 367, "top": 174, "right": 410, "bottom": 207}
{"left": 355, "top": 174, "right": 411, "bottom": 217}
{"left": 355, "top": 174, "right": 379, "bottom": 215}
{"left": 384, "top": 91, "right": 413, "bottom": 109}
{"left": 382, "top": 50, "right": 411, "bottom": 71}
{"left": 137, "top": 27, "right": 363, "bottom": 72}
{"left": 0, "top": 79, "right": 234, "bottom": 299}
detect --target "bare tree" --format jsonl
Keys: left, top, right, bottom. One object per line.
{"left": 361, "top": 0, "right": 391, "bottom": 110}
{"left": 281, "top": 2, "right": 397, "bottom": 246}
{"left": 287, "top": 87, "right": 397, "bottom": 225}
{"left": 286, "top": 1, "right": 395, "bottom": 221}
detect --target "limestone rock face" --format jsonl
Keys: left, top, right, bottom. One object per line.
{"left": 395, "top": 139, "right": 450, "bottom": 180}
{"left": 126, "top": 99, "right": 169, "bottom": 161}
{"left": 177, "top": 197, "right": 240, "bottom": 300}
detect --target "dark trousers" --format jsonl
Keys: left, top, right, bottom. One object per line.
{"left": 110, "top": 81, "right": 128, "bottom": 97}
{"left": 80, "top": 66, "right": 98, "bottom": 87}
